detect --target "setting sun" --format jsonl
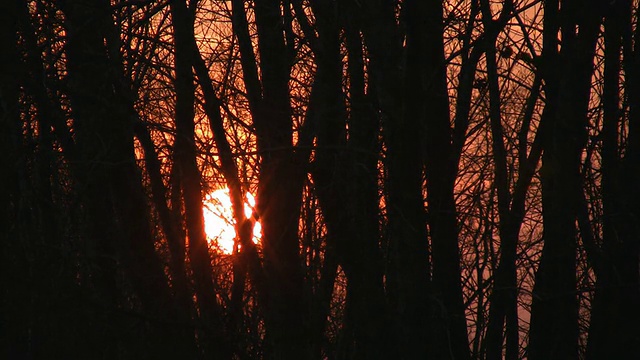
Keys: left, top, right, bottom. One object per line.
{"left": 203, "top": 188, "right": 261, "bottom": 254}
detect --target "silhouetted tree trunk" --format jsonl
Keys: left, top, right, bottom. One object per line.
{"left": 232, "top": 1, "right": 310, "bottom": 357}
{"left": 133, "top": 122, "right": 196, "bottom": 349}
{"left": 188, "top": 0, "right": 264, "bottom": 350}
{"left": 61, "top": 0, "right": 187, "bottom": 356}
{"left": 169, "top": 0, "right": 228, "bottom": 357}
{"left": 358, "top": 1, "right": 471, "bottom": 358}
{"left": 479, "top": 2, "right": 547, "bottom": 359}
{"left": 309, "top": 1, "right": 397, "bottom": 358}
{"left": 62, "top": 1, "right": 126, "bottom": 355}
{"left": 411, "top": 2, "right": 478, "bottom": 358}
{"left": 528, "top": 1, "right": 601, "bottom": 359}
{"left": 586, "top": 1, "right": 640, "bottom": 357}
{"left": 16, "top": 3, "right": 85, "bottom": 356}
{"left": 0, "top": 1, "right": 30, "bottom": 357}
{"left": 396, "top": 1, "right": 438, "bottom": 358}
{"left": 483, "top": 73, "right": 544, "bottom": 360}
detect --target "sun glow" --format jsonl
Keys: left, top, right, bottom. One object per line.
{"left": 203, "top": 189, "right": 261, "bottom": 254}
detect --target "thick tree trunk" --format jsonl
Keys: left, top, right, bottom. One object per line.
{"left": 0, "top": 1, "right": 31, "bottom": 357}
{"left": 62, "top": 0, "right": 189, "bottom": 356}
{"left": 231, "top": 1, "right": 310, "bottom": 357}
{"left": 411, "top": 2, "right": 474, "bottom": 358}
{"left": 310, "top": 2, "right": 397, "bottom": 358}
{"left": 62, "top": 1, "right": 128, "bottom": 355}
{"left": 397, "top": 1, "right": 438, "bottom": 358}
{"left": 528, "top": 2, "right": 600, "bottom": 359}
{"left": 587, "top": 1, "right": 640, "bottom": 357}
{"left": 358, "top": 1, "right": 471, "bottom": 358}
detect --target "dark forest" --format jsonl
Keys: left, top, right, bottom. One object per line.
{"left": 1, "top": 0, "right": 639, "bottom": 359}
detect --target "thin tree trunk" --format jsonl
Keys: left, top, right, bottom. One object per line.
{"left": 189, "top": 12, "right": 265, "bottom": 351}
{"left": 478, "top": 2, "right": 549, "bottom": 359}
{"left": 484, "top": 73, "right": 543, "bottom": 360}
{"left": 134, "top": 122, "right": 194, "bottom": 327}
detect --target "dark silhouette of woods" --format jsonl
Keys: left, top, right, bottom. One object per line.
{"left": 2, "top": 0, "right": 639, "bottom": 359}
